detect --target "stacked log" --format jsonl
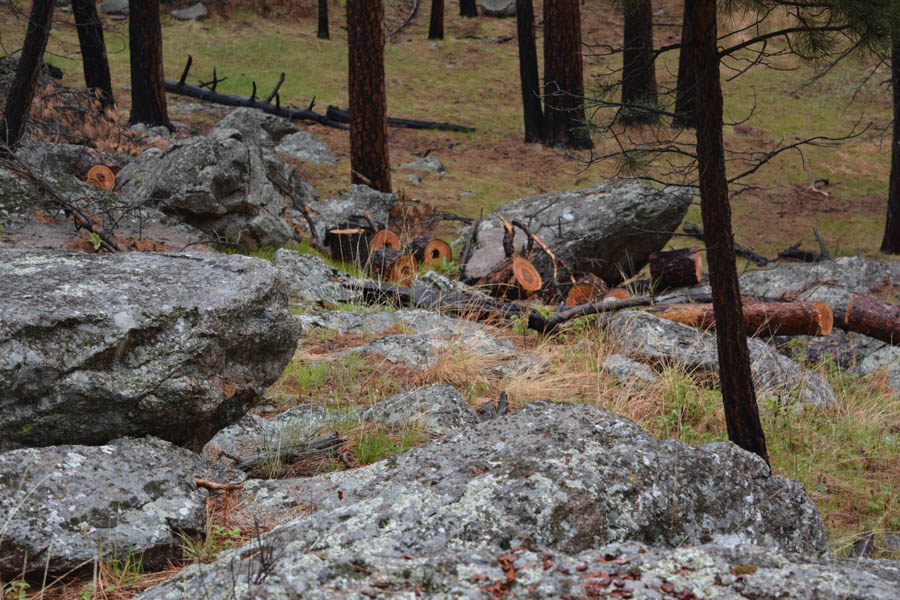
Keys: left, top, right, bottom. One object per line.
{"left": 649, "top": 301, "right": 833, "bottom": 336}
{"left": 85, "top": 164, "right": 116, "bottom": 191}
{"left": 410, "top": 236, "right": 452, "bottom": 267}
{"left": 327, "top": 227, "right": 370, "bottom": 266}
{"left": 477, "top": 255, "right": 542, "bottom": 300}
{"left": 368, "top": 247, "right": 418, "bottom": 286}
{"left": 649, "top": 248, "right": 702, "bottom": 290}
{"left": 565, "top": 273, "right": 609, "bottom": 306}
{"left": 369, "top": 229, "right": 401, "bottom": 252}
{"left": 844, "top": 294, "right": 900, "bottom": 344}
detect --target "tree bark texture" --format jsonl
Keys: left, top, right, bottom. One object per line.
{"left": 694, "top": 0, "right": 768, "bottom": 465}
{"left": 460, "top": 0, "right": 477, "bottom": 17}
{"left": 845, "top": 293, "right": 900, "bottom": 344}
{"left": 883, "top": 30, "right": 900, "bottom": 253}
{"left": 72, "top": 0, "right": 114, "bottom": 108}
{"left": 516, "top": 0, "right": 544, "bottom": 142}
{"left": 0, "top": 0, "right": 54, "bottom": 149}
{"left": 648, "top": 301, "right": 834, "bottom": 337}
{"left": 621, "top": 0, "right": 658, "bottom": 124}
{"left": 429, "top": 0, "right": 444, "bottom": 39}
{"left": 673, "top": 0, "right": 698, "bottom": 128}
{"left": 347, "top": 0, "right": 392, "bottom": 193}
{"left": 318, "top": 0, "right": 330, "bottom": 39}
{"left": 649, "top": 247, "right": 702, "bottom": 289}
{"left": 128, "top": 0, "right": 172, "bottom": 129}
{"left": 543, "top": 0, "right": 593, "bottom": 148}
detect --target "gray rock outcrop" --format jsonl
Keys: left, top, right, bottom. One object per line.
{"left": 307, "top": 184, "right": 396, "bottom": 243}
{"left": 464, "top": 179, "right": 694, "bottom": 284}
{"left": 398, "top": 155, "right": 445, "bottom": 173}
{"left": 171, "top": 2, "right": 207, "bottom": 20}
{"left": 0, "top": 437, "right": 230, "bottom": 576}
{"left": 362, "top": 384, "right": 478, "bottom": 435}
{"left": 275, "top": 131, "right": 337, "bottom": 166}
{"left": 211, "top": 107, "right": 299, "bottom": 148}
{"left": 136, "top": 401, "right": 831, "bottom": 599}
{"left": 0, "top": 250, "right": 299, "bottom": 451}
{"left": 609, "top": 311, "right": 837, "bottom": 405}
{"left": 273, "top": 248, "right": 362, "bottom": 304}
{"left": 481, "top": 0, "right": 516, "bottom": 17}
{"left": 602, "top": 353, "right": 659, "bottom": 385}
{"left": 115, "top": 134, "right": 316, "bottom": 249}
{"left": 100, "top": 0, "right": 128, "bottom": 15}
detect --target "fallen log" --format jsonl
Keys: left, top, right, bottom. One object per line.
{"left": 368, "top": 246, "right": 418, "bottom": 285}
{"left": 85, "top": 164, "right": 116, "bottom": 191}
{"left": 325, "top": 105, "right": 476, "bottom": 133}
{"left": 649, "top": 247, "right": 702, "bottom": 290}
{"left": 844, "top": 294, "right": 900, "bottom": 344}
{"left": 477, "top": 255, "right": 542, "bottom": 300}
{"left": 165, "top": 57, "right": 347, "bottom": 129}
{"left": 647, "top": 301, "right": 834, "bottom": 336}
{"left": 565, "top": 273, "right": 609, "bottom": 306}
{"left": 369, "top": 229, "right": 401, "bottom": 252}
{"left": 233, "top": 431, "right": 343, "bottom": 476}
{"left": 409, "top": 236, "right": 452, "bottom": 266}
{"left": 327, "top": 227, "right": 370, "bottom": 265}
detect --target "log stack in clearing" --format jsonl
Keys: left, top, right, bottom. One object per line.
{"left": 649, "top": 247, "right": 703, "bottom": 290}
{"left": 477, "top": 255, "right": 542, "bottom": 300}
{"left": 565, "top": 273, "right": 609, "bottom": 306}
{"left": 649, "top": 301, "right": 833, "bottom": 336}
{"left": 369, "top": 229, "right": 402, "bottom": 253}
{"left": 368, "top": 247, "right": 418, "bottom": 286}
{"left": 844, "top": 293, "right": 900, "bottom": 344}
{"left": 327, "top": 227, "right": 370, "bottom": 266}
{"left": 410, "top": 236, "right": 452, "bottom": 267}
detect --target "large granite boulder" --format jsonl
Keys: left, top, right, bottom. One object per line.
{"left": 211, "top": 107, "right": 300, "bottom": 148}
{"left": 608, "top": 311, "right": 837, "bottom": 405}
{"left": 136, "top": 401, "right": 830, "bottom": 599}
{"left": 481, "top": 0, "right": 516, "bottom": 16}
{"left": 0, "top": 250, "right": 299, "bottom": 452}
{"left": 465, "top": 179, "right": 694, "bottom": 284}
{"left": 272, "top": 248, "right": 362, "bottom": 304}
{"left": 0, "top": 437, "right": 234, "bottom": 576}
{"left": 307, "top": 184, "right": 396, "bottom": 243}
{"left": 115, "top": 134, "right": 317, "bottom": 249}
{"left": 361, "top": 384, "right": 479, "bottom": 435}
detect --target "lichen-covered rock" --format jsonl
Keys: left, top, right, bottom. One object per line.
{"left": 362, "top": 384, "right": 478, "bottom": 435}
{"left": 0, "top": 250, "right": 299, "bottom": 451}
{"left": 202, "top": 404, "right": 327, "bottom": 465}
{"left": 273, "top": 248, "right": 362, "bottom": 304}
{"left": 212, "top": 107, "right": 300, "bottom": 147}
{"left": 295, "top": 308, "right": 492, "bottom": 337}
{"left": 350, "top": 330, "right": 523, "bottom": 371}
{"left": 602, "top": 353, "right": 659, "bottom": 385}
{"left": 115, "top": 134, "right": 316, "bottom": 249}
{"left": 481, "top": 0, "right": 516, "bottom": 17}
{"left": 609, "top": 311, "right": 837, "bottom": 405}
{"left": 853, "top": 344, "right": 900, "bottom": 394}
{"left": 398, "top": 155, "right": 445, "bottom": 173}
{"left": 0, "top": 437, "right": 229, "bottom": 576}
{"left": 136, "top": 402, "right": 832, "bottom": 599}
{"left": 465, "top": 179, "right": 693, "bottom": 283}
{"left": 275, "top": 131, "right": 337, "bottom": 166}
{"left": 306, "top": 184, "right": 395, "bottom": 243}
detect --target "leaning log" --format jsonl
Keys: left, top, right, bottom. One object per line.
{"left": 565, "top": 273, "right": 609, "bottom": 306}
{"left": 845, "top": 294, "right": 900, "bottom": 345}
{"left": 477, "top": 255, "right": 542, "bottom": 300}
{"left": 648, "top": 301, "right": 834, "bottom": 336}
{"left": 368, "top": 247, "right": 418, "bottom": 286}
{"left": 327, "top": 227, "right": 370, "bottom": 265}
{"left": 649, "top": 247, "right": 702, "bottom": 290}
{"left": 409, "top": 236, "right": 452, "bottom": 266}
{"left": 325, "top": 105, "right": 476, "bottom": 133}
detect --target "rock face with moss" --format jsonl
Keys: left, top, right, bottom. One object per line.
{"left": 464, "top": 179, "right": 694, "bottom": 284}
{"left": 136, "top": 401, "right": 842, "bottom": 599}
{"left": 0, "top": 437, "right": 236, "bottom": 576}
{"left": 0, "top": 250, "right": 299, "bottom": 452}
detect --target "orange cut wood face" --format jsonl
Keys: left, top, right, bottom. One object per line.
{"left": 511, "top": 256, "right": 542, "bottom": 296}
{"left": 369, "top": 229, "right": 401, "bottom": 252}
{"left": 85, "top": 164, "right": 116, "bottom": 191}
{"left": 390, "top": 255, "right": 418, "bottom": 287}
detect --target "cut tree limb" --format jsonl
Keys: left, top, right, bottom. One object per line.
{"left": 409, "top": 236, "right": 452, "bottom": 266}
{"left": 368, "top": 246, "right": 418, "bottom": 285}
{"left": 565, "top": 273, "right": 609, "bottom": 306}
{"left": 327, "top": 227, "right": 370, "bottom": 265}
{"left": 649, "top": 247, "right": 702, "bottom": 290}
{"left": 647, "top": 301, "right": 834, "bottom": 336}
{"left": 844, "top": 293, "right": 900, "bottom": 344}
{"left": 369, "top": 229, "right": 401, "bottom": 252}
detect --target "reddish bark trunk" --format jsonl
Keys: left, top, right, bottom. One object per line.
{"left": 543, "top": 0, "right": 593, "bottom": 149}
{"left": 72, "top": 0, "right": 114, "bottom": 108}
{"left": 694, "top": 0, "right": 768, "bottom": 465}
{"left": 128, "top": 0, "right": 172, "bottom": 129}
{"left": 673, "top": 0, "right": 698, "bottom": 128}
{"left": 516, "top": 0, "right": 544, "bottom": 142}
{"left": 621, "top": 0, "right": 658, "bottom": 124}
{"left": 347, "top": 0, "right": 392, "bottom": 193}
{"left": 883, "top": 30, "right": 900, "bottom": 253}
{"left": 318, "top": 0, "right": 330, "bottom": 39}
{"left": 429, "top": 0, "right": 444, "bottom": 40}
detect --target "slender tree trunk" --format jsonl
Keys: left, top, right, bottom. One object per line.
{"left": 318, "top": 0, "right": 330, "bottom": 39}
{"left": 128, "top": 0, "right": 172, "bottom": 129}
{"left": 72, "top": 0, "right": 114, "bottom": 108}
{"left": 543, "top": 0, "right": 593, "bottom": 149}
{"left": 0, "top": 0, "right": 54, "bottom": 149}
{"left": 516, "top": 0, "right": 543, "bottom": 142}
{"left": 694, "top": 0, "right": 768, "bottom": 465}
{"left": 429, "top": 0, "right": 444, "bottom": 40}
{"left": 460, "top": 0, "right": 477, "bottom": 17}
{"left": 621, "top": 0, "right": 657, "bottom": 124}
{"left": 883, "top": 31, "right": 900, "bottom": 253}
{"left": 347, "top": 0, "right": 391, "bottom": 193}
{"left": 673, "top": 0, "right": 698, "bottom": 128}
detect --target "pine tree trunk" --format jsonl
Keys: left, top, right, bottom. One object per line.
{"left": 543, "top": 0, "right": 593, "bottom": 149}
{"left": 128, "top": 0, "right": 172, "bottom": 129}
{"left": 318, "top": 0, "right": 330, "bottom": 39}
{"left": 694, "top": 0, "right": 768, "bottom": 465}
{"left": 0, "top": 0, "right": 55, "bottom": 149}
{"left": 72, "top": 0, "right": 113, "bottom": 108}
{"left": 429, "top": 0, "right": 444, "bottom": 40}
{"left": 673, "top": 0, "right": 698, "bottom": 128}
{"left": 516, "top": 0, "right": 543, "bottom": 142}
{"left": 460, "top": 0, "right": 477, "bottom": 17}
{"left": 347, "top": 0, "right": 392, "bottom": 193}
{"left": 621, "top": 0, "right": 657, "bottom": 124}
{"left": 882, "top": 30, "right": 900, "bottom": 253}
